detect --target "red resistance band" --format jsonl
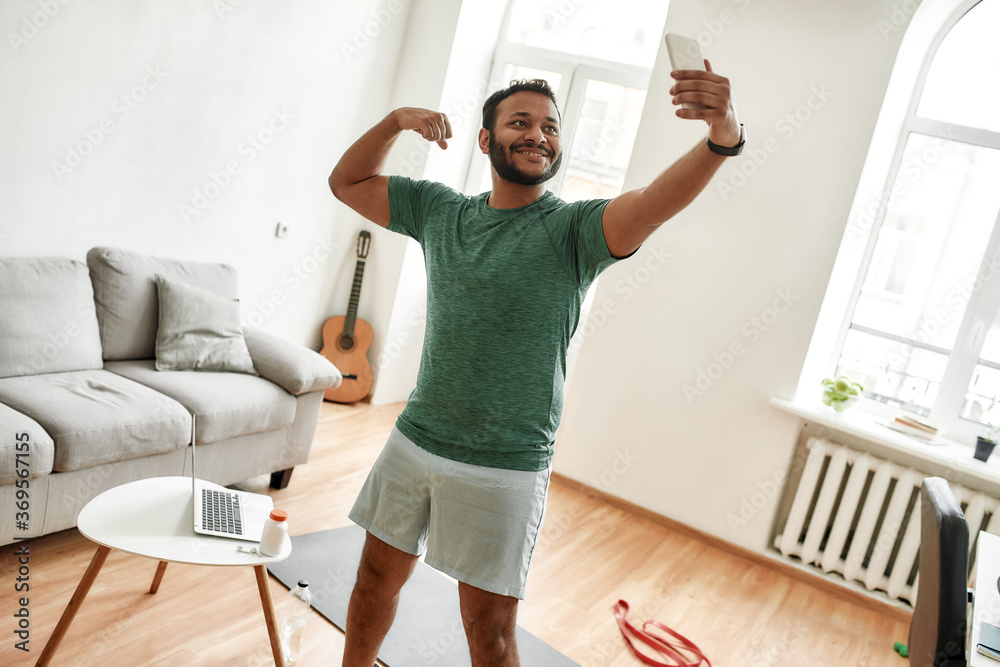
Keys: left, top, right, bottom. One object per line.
{"left": 613, "top": 600, "right": 713, "bottom": 667}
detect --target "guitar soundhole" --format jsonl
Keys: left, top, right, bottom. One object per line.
{"left": 339, "top": 335, "right": 355, "bottom": 351}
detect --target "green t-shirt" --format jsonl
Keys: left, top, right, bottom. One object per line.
{"left": 387, "top": 175, "right": 625, "bottom": 472}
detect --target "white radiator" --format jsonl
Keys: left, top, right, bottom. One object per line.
{"left": 773, "top": 437, "right": 1000, "bottom": 605}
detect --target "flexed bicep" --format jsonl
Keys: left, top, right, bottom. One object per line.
{"left": 329, "top": 108, "right": 452, "bottom": 227}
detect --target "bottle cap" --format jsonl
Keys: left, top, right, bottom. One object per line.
{"left": 269, "top": 509, "right": 288, "bottom": 522}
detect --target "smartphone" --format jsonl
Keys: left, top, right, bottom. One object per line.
{"left": 664, "top": 33, "right": 707, "bottom": 109}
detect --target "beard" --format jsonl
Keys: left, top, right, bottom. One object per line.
{"left": 487, "top": 131, "right": 563, "bottom": 186}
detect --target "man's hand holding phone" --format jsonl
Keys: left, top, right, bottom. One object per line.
{"left": 664, "top": 33, "right": 741, "bottom": 151}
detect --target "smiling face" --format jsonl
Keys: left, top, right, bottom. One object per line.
{"left": 483, "top": 91, "right": 563, "bottom": 187}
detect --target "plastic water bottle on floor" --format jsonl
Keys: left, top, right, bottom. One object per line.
{"left": 280, "top": 580, "right": 312, "bottom": 664}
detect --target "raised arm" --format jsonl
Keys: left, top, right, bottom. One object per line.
{"left": 328, "top": 108, "right": 452, "bottom": 228}
{"left": 601, "top": 61, "right": 742, "bottom": 257}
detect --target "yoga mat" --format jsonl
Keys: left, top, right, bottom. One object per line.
{"left": 268, "top": 524, "right": 578, "bottom": 666}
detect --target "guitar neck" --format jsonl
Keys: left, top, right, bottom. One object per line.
{"left": 343, "top": 259, "right": 366, "bottom": 337}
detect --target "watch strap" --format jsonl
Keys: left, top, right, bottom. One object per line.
{"left": 707, "top": 124, "right": 745, "bottom": 156}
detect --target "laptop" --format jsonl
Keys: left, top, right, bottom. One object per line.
{"left": 189, "top": 414, "right": 273, "bottom": 542}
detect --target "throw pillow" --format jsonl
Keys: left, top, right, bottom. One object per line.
{"left": 154, "top": 274, "right": 258, "bottom": 375}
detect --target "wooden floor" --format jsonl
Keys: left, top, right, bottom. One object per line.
{"left": 1, "top": 401, "right": 911, "bottom": 666}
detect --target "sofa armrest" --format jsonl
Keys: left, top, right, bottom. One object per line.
{"left": 243, "top": 328, "right": 342, "bottom": 396}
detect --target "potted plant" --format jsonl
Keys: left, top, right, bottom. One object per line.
{"left": 821, "top": 376, "right": 864, "bottom": 412}
{"left": 974, "top": 423, "right": 1000, "bottom": 462}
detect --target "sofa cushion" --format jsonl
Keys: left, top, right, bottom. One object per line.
{"left": 244, "top": 328, "right": 342, "bottom": 395}
{"left": 0, "top": 404, "right": 55, "bottom": 485}
{"left": 154, "top": 275, "right": 257, "bottom": 375}
{"left": 87, "top": 246, "right": 241, "bottom": 361}
{"left": 105, "top": 360, "right": 296, "bottom": 445}
{"left": 0, "top": 371, "right": 191, "bottom": 472}
{"left": 0, "top": 257, "right": 104, "bottom": 378}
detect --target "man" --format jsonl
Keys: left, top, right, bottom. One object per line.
{"left": 329, "top": 63, "right": 742, "bottom": 666}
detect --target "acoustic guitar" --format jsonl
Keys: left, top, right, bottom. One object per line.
{"left": 321, "top": 231, "right": 374, "bottom": 403}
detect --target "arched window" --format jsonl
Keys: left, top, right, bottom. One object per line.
{"left": 812, "top": 0, "right": 1000, "bottom": 440}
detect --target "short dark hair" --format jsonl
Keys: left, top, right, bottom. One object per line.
{"left": 481, "top": 79, "right": 560, "bottom": 132}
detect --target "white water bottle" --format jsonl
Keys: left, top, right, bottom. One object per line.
{"left": 259, "top": 509, "right": 288, "bottom": 556}
{"left": 280, "top": 580, "right": 312, "bottom": 664}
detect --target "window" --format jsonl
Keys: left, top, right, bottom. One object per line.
{"left": 504, "top": 0, "right": 668, "bottom": 68}
{"left": 828, "top": 0, "right": 1000, "bottom": 438}
{"left": 464, "top": 0, "right": 668, "bottom": 203}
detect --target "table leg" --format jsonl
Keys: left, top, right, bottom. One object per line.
{"left": 149, "top": 560, "right": 168, "bottom": 594}
{"left": 36, "top": 545, "right": 112, "bottom": 667}
{"left": 254, "top": 564, "right": 284, "bottom": 666}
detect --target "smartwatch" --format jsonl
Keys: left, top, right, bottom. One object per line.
{"left": 707, "top": 124, "right": 745, "bottom": 156}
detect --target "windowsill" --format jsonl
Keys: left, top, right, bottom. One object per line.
{"left": 770, "top": 396, "right": 1000, "bottom": 492}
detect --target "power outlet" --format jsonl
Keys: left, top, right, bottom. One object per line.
{"left": 275, "top": 222, "right": 289, "bottom": 238}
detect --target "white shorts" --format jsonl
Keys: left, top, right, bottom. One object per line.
{"left": 349, "top": 426, "right": 550, "bottom": 599}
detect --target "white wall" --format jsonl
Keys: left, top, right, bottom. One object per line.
{"left": 554, "top": 0, "right": 915, "bottom": 552}
{"left": 0, "top": 0, "right": 415, "bottom": 352}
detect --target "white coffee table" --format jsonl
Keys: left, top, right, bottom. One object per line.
{"left": 36, "top": 476, "right": 291, "bottom": 666}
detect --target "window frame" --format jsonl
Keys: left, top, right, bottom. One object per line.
{"left": 462, "top": 5, "right": 654, "bottom": 198}
{"left": 827, "top": 0, "right": 1000, "bottom": 443}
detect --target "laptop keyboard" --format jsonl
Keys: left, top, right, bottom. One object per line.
{"left": 201, "top": 488, "right": 243, "bottom": 535}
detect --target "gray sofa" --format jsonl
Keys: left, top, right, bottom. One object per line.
{"left": 0, "top": 246, "right": 342, "bottom": 546}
